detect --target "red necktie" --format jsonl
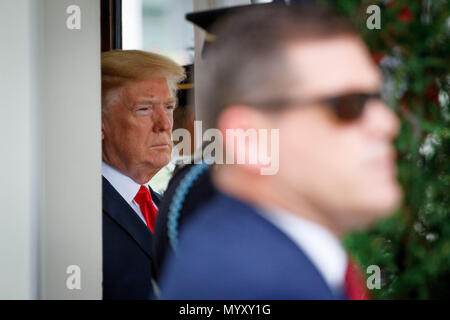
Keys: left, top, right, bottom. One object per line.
{"left": 344, "top": 258, "right": 370, "bottom": 300}
{"left": 134, "top": 185, "right": 158, "bottom": 232}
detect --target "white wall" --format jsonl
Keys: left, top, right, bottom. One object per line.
{"left": 0, "top": 0, "right": 102, "bottom": 299}
{"left": 40, "top": 0, "right": 102, "bottom": 300}
{"left": 0, "top": 0, "right": 42, "bottom": 300}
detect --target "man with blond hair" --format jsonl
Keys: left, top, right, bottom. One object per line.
{"left": 101, "top": 50, "right": 184, "bottom": 299}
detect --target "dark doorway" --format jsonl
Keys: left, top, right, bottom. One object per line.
{"left": 101, "top": 0, "right": 122, "bottom": 51}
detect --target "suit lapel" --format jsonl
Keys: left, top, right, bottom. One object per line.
{"left": 150, "top": 187, "right": 161, "bottom": 208}
{"left": 103, "top": 177, "right": 153, "bottom": 258}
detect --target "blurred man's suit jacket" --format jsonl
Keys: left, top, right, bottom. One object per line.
{"left": 159, "top": 192, "right": 347, "bottom": 300}
{"left": 102, "top": 176, "right": 161, "bottom": 300}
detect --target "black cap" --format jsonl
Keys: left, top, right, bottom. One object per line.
{"left": 177, "top": 64, "right": 194, "bottom": 108}
{"left": 186, "top": 3, "right": 270, "bottom": 55}
{"left": 185, "top": 1, "right": 316, "bottom": 55}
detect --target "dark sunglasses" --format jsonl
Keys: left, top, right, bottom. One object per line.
{"left": 256, "top": 92, "right": 382, "bottom": 121}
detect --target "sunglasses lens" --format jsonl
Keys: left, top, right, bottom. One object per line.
{"left": 334, "top": 94, "right": 365, "bottom": 120}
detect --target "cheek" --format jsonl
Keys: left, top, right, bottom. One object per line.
{"left": 279, "top": 118, "right": 336, "bottom": 175}
{"left": 331, "top": 130, "right": 401, "bottom": 213}
{"left": 327, "top": 133, "right": 376, "bottom": 209}
{"left": 111, "top": 119, "right": 154, "bottom": 158}
{"left": 333, "top": 131, "right": 366, "bottom": 178}
{"left": 132, "top": 118, "right": 156, "bottom": 143}
{"left": 277, "top": 120, "right": 323, "bottom": 189}
{"left": 104, "top": 117, "right": 132, "bottom": 148}
{"left": 335, "top": 130, "right": 379, "bottom": 187}
{"left": 278, "top": 120, "right": 358, "bottom": 198}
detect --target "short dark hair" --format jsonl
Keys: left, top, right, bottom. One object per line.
{"left": 199, "top": 4, "right": 357, "bottom": 128}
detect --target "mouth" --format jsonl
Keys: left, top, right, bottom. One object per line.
{"left": 150, "top": 143, "right": 170, "bottom": 149}
{"left": 373, "top": 150, "right": 397, "bottom": 176}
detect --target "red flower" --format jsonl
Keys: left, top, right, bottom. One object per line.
{"left": 371, "top": 52, "right": 385, "bottom": 64}
{"left": 426, "top": 83, "right": 440, "bottom": 106}
{"left": 398, "top": 5, "right": 413, "bottom": 23}
{"left": 386, "top": 0, "right": 397, "bottom": 9}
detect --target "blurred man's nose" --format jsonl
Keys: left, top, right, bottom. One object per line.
{"left": 152, "top": 104, "right": 172, "bottom": 132}
{"left": 363, "top": 100, "right": 400, "bottom": 140}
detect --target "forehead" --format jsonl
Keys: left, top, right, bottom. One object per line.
{"left": 123, "top": 77, "right": 174, "bottom": 100}
{"left": 285, "top": 36, "right": 381, "bottom": 97}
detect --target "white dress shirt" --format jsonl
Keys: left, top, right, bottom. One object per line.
{"left": 102, "top": 161, "right": 157, "bottom": 225}
{"left": 258, "top": 207, "right": 348, "bottom": 294}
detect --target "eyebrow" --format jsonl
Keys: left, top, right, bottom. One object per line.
{"left": 135, "top": 97, "right": 177, "bottom": 105}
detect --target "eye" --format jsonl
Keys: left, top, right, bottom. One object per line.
{"left": 135, "top": 105, "right": 152, "bottom": 114}
{"left": 165, "top": 104, "right": 176, "bottom": 111}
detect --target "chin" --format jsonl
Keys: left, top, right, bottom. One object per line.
{"left": 152, "top": 155, "right": 171, "bottom": 169}
{"left": 344, "top": 182, "right": 403, "bottom": 231}
{"left": 147, "top": 149, "right": 171, "bottom": 165}
{"left": 365, "top": 182, "right": 403, "bottom": 219}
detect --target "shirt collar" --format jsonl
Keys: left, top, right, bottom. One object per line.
{"left": 102, "top": 161, "right": 142, "bottom": 205}
{"left": 259, "top": 206, "right": 348, "bottom": 293}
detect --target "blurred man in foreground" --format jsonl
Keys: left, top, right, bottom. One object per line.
{"left": 101, "top": 50, "right": 184, "bottom": 299}
{"left": 159, "top": 4, "right": 402, "bottom": 299}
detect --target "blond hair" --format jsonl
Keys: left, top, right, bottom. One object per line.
{"left": 101, "top": 50, "right": 185, "bottom": 109}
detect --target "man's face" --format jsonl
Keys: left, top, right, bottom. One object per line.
{"left": 102, "top": 77, "right": 175, "bottom": 183}
{"left": 274, "top": 36, "right": 402, "bottom": 232}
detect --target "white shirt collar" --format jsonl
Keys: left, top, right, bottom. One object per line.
{"left": 259, "top": 207, "right": 348, "bottom": 294}
{"left": 102, "top": 161, "right": 142, "bottom": 205}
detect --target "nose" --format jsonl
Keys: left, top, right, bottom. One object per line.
{"left": 362, "top": 99, "right": 400, "bottom": 140}
{"left": 152, "top": 104, "right": 172, "bottom": 133}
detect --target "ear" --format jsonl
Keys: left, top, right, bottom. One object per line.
{"left": 217, "top": 105, "right": 273, "bottom": 173}
{"left": 101, "top": 107, "right": 112, "bottom": 141}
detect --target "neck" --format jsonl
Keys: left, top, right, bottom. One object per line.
{"left": 213, "top": 165, "right": 343, "bottom": 238}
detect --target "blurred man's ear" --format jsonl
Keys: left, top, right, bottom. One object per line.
{"left": 217, "top": 105, "right": 273, "bottom": 174}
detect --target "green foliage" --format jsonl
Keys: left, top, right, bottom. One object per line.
{"left": 322, "top": 0, "right": 450, "bottom": 299}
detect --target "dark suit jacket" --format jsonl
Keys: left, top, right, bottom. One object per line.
{"left": 159, "top": 192, "right": 346, "bottom": 300}
{"left": 102, "top": 176, "right": 161, "bottom": 300}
